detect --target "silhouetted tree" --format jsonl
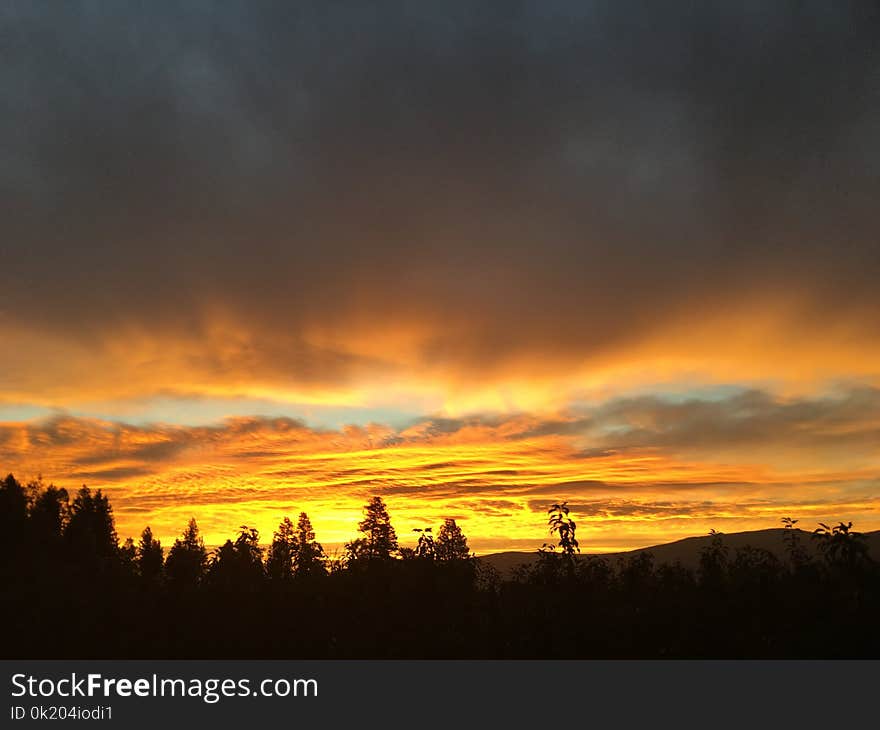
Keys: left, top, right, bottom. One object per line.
{"left": 65, "top": 486, "right": 119, "bottom": 562}
{"left": 344, "top": 537, "right": 370, "bottom": 564}
{"left": 548, "top": 502, "right": 579, "bottom": 555}
{"left": 235, "top": 525, "right": 263, "bottom": 568}
{"left": 699, "top": 529, "right": 729, "bottom": 590}
{"left": 208, "top": 526, "right": 264, "bottom": 591}
{"left": 165, "top": 518, "right": 207, "bottom": 589}
{"left": 266, "top": 517, "right": 296, "bottom": 580}
{"left": 29, "top": 484, "right": 69, "bottom": 548}
{"left": 120, "top": 536, "right": 137, "bottom": 573}
{"left": 137, "top": 526, "right": 164, "bottom": 585}
{"left": 292, "top": 512, "right": 325, "bottom": 577}
{"left": 813, "top": 521, "right": 871, "bottom": 570}
{"left": 0, "top": 473, "right": 28, "bottom": 528}
{"left": 781, "top": 517, "right": 810, "bottom": 567}
{"left": 345, "top": 496, "right": 398, "bottom": 563}
{"left": 0, "top": 474, "right": 29, "bottom": 571}
{"left": 413, "top": 527, "right": 435, "bottom": 560}
{"left": 436, "top": 519, "right": 471, "bottom": 562}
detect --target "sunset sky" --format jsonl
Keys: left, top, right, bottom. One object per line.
{"left": 2, "top": 2, "right": 879, "bottom": 553}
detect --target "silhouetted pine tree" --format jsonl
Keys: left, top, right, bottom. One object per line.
{"left": 0, "top": 474, "right": 29, "bottom": 579}
{"left": 436, "top": 519, "right": 471, "bottom": 561}
{"left": 165, "top": 518, "right": 207, "bottom": 589}
{"left": 266, "top": 516, "right": 296, "bottom": 580}
{"left": 0, "top": 474, "right": 28, "bottom": 530}
{"left": 120, "top": 536, "right": 137, "bottom": 574}
{"left": 29, "top": 484, "right": 68, "bottom": 552}
{"left": 65, "top": 486, "right": 119, "bottom": 563}
{"left": 208, "top": 526, "right": 264, "bottom": 591}
{"left": 137, "top": 526, "right": 164, "bottom": 585}
{"left": 292, "top": 512, "right": 325, "bottom": 577}
{"left": 345, "top": 496, "right": 398, "bottom": 564}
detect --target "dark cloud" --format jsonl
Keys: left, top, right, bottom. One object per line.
{"left": 2, "top": 1, "right": 879, "bottom": 386}
{"left": 397, "top": 387, "right": 880, "bottom": 455}
{"left": 70, "top": 465, "right": 157, "bottom": 482}
{"left": 586, "top": 387, "right": 880, "bottom": 452}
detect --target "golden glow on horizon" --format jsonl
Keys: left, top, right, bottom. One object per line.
{"left": 2, "top": 293, "right": 879, "bottom": 553}
{"left": 1, "top": 411, "right": 877, "bottom": 553}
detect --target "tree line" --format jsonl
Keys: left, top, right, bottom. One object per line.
{"left": 1, "top": 474, "right": 878, "bottom": 658}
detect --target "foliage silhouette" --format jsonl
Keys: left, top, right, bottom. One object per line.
{"left": 2, "top": 476, "right": 878, "bottom": 659}
{"left": 781, "top": 517, "right": 811, "bottom": 568}
{"left": 345, "top": 496, "right": 399, "bottom": 565}
{"left": 65, "top": 487, "right": 119, "bottom": 564}
{"left": 29, "top": 484, "right": 68, "bottom": 536}
{"left": 436, "top": 519, "right": 471, "bottom": 562}
{"left": 412, "top": 527, "right": 436, "bottom": 560}
{"left": 0, "top": 473, "right": 28, "bottom": 530}
{"left": 813, "top": 521, "right": 871, "bottom": 570}
{"left": 293, "top": 512, "right": 326, "bottom": 577}
{"left": 208, "top": 525, "right": 264, "bottom": 591}
{"left": 137, "top": 526, "right": 164, "bottom": 585}
{"left": 548, "top": 501, "right": 579, "bottom": 555}
{"left": 266, "top": 517, "right": 297, "bottom": 581}
{"left": 165, "top": 517, "right": 208, "bottom": 589}
{"left": 699, "top": 529, "right": 729, "bottom": 589}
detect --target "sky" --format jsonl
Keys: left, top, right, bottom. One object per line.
{"left": 2, "top": 2, "right": 879, "bottom": 553}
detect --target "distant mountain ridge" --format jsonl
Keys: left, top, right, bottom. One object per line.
{"left": 478, "top": 527, "right": 880, "bottom": 577}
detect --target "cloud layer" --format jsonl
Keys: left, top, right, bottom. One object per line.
{"left": 2, "top": 2, "right": 880, "bottom": 409}
{"left": 3, "top": 388, "right": 878, "bottom": 551}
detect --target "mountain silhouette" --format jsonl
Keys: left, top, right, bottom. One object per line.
{"left": 479, "top": 527, "right": 880, "bottom": 577}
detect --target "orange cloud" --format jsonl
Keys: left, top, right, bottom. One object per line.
{"left": 3, "top": 388, "right": 878, "bottom": 553}
{"left": 3, "top": 288, "right": 880, "bottom": 421}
